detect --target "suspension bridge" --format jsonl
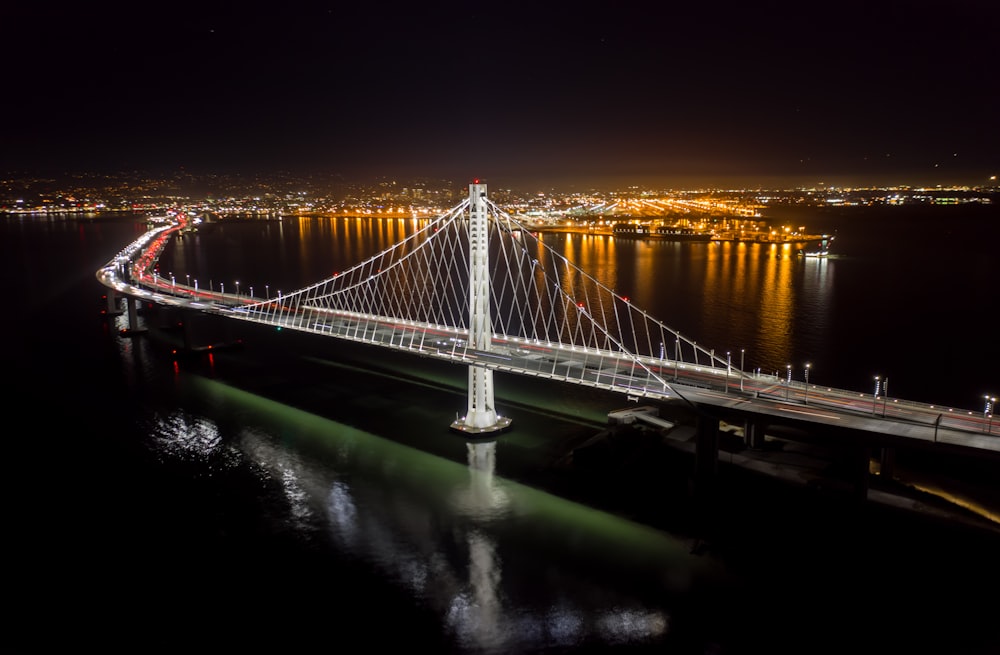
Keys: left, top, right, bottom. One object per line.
{"left": 97, "top": 182, "right": 999, "bottom": 464}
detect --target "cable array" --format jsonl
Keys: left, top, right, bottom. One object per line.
{"left": 240, "top": 197, "right": 725, "bottom": 373}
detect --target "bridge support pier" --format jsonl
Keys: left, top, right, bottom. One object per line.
{"left": 693, "top": 414, "right": 720, "bottom": 508}
{"left": 180, "top": 312, "right": 193, "bottom": 352}
{"left": 743, "top": 418, "right": 768, "bottom": 450}
{"left": 103, "top": 290, "right": 122, "bottom": 316}
{"left": 166, "top": 308, "right": 243, "bottom": 358}
{"left": 119, "top": 296, "right": 147, "bottom": 336}
{"left": 878, "top": 446, "right": 896, "bottom": 481}
{"left": 450, "top": 180, "right": 510, "bottom": 436}
{"left": 850, "top": 444, "right": 871, "bottom": 503}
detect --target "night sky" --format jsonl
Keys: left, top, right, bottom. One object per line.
{"left": 3, "top": 1, "right": 997, "bottom": 189}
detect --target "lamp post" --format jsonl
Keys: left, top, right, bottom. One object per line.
{"left": 674, "top": 335, "right": 680, "bottom": 381}
{"left": 740, "top": 348, "right": 745, "bottom": 391}
{"left": 785, "top": 364, "right": 792, "bottom": 400}
{"left": 221, "top": 282, "right": 225, "bottom": 295}
{"left": 873, "top": 376, "right": 881, "bottom": 415}
{"left": 985, "top": 395, "right": 996, "bottom": 433}
{"left": 235, "top": 281, "right": 240, "bottom": 298}
{"left": 883, "top": 377, "right": 890, "bottom": 417}
{"left": 249, "top": 286, "right": 253, "bottom": 298}
{"left": 804, "top": 363, "right": 811, "bottom": 404}
{"left": 725, "top": 351, "right": 731, "bottom": 393}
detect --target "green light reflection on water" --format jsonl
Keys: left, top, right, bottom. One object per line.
{"left": 184, "top": 373, "right": 727, "bottom": 593}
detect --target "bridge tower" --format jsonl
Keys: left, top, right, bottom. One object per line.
{"left": 451, "top": 181, "right": 511, "bottom": 435}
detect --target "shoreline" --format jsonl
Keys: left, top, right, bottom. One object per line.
{"left": 521, "top": 223, "right": 828, "bottom": 244}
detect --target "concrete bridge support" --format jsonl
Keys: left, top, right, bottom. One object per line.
{"left": 693, "top": 414, "right": 720, "bottom": 508}
{"left": 743, "top": 418, "right": 768, "bottom": 450}
{"left": 878, "top": 446, "right": 896, "bottom": 481}
{"left": 165, "top": 308, "right": 244, "bottom": 356}
{"left": 119, "top": 295, "right": 147, "bottom": 336}
{"left": 104, "top": 290, "right": 122, "bottom": 316}
{"left": 127, "top": 297, "right": 140, "bottom": 332}
{"left": 853, "top": 444, "right": 871, "bottom": 503}
{"left": 180, "top": 311, "right": 193, "bottom": 352}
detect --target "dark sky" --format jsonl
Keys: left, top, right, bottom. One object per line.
{"left": 2, "top": 1, "right": 997, "bottom": 189}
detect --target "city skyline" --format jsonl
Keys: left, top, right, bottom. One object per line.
{"left": 3, "top": 166, "right": 995, "bottom": 216}
{"left": 3, "top": 1, "right": 997, "bottom": 189}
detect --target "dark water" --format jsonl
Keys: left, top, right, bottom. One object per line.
{"left": 5, "top": 202, "right": 1000, "bottom": 655}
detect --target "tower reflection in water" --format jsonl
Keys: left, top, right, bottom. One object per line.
{"left": 153, "top": 374, "right": 723, "bottom": 652}
{"left": 447, "top": 441, "right": 505, "bottom": 650}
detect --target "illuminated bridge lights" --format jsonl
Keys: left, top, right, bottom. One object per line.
{"left": 97, "top": 200, "right": 997, "bottom": 445}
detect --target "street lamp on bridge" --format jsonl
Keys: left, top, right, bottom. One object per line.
{"left": 674, "top": 334, "right": 680, "bottom": 381}
{"left": 804, "top": 363, "right": 811, "bottom": 404}
{"left": 985, "top": 395, "right": 996, "bottom": 433}
{"left": 785, "top": 364, "right": 792, "bottom": 400}
{"left": 882, "top": 377, "right": 890, "bottom": 416}
{"left": 740, "top": 348, "right": 745, "bottom": 391}
{"left": 873, "top": 376, "right": 881, "bottom": 415}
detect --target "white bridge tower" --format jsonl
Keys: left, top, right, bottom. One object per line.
{"left": 450, "top": 181, "right": 512, "bottom": 435}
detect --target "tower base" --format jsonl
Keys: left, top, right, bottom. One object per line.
{"left": 450, "top": 415, "right": 512, "bottom": 436}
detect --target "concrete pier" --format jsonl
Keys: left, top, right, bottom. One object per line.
{"left": 118, "top": 295, "right": 147, "bottom": 336}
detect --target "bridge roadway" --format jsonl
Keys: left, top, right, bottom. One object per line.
{"left": 96, "top": 213, "right": 1000, "bottom": 469}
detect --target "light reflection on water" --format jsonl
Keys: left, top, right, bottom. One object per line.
{"left": 148, "top": 411, "right": 225, "bottom": 462}
{"left": 149, "top": 373, "right": 725, "bottom": 652}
